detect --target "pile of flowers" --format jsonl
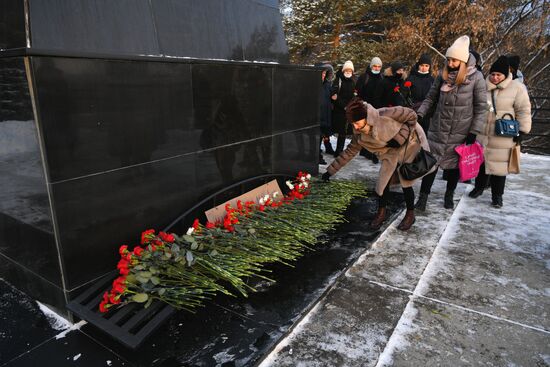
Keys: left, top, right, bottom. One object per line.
{"left": 99, "top": 172, "right": 367, "bottom": 313}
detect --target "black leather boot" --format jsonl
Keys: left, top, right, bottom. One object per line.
{"left": 492, "top": 195, "right": 503, "bottom": 208}
{"left": 415, "top": 192, "right": 428, "bottom": 211}
{"left": 444, "top": 190, "right": 454, "bottom": 209}
{"left": 397, "top": 209, "right": 416, "bottom": 231}
{"left": 370, "top": 207, "right": 387, "bottom": 230}
{"left": 468, "top": 187, "right": 484, "bottom": 198}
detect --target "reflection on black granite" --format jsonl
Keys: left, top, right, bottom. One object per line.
{"left": 273, "top": 68, "right": 319, "bottom": 133}
{"left": 52, "top": 137, "right": 271, "bottom": 290}
{"left": 28, "top": 0, "right": 160, "bottom": 56}
{"left": 0, "top": 58, "right": 62, "bottom": 288}
{"left": 193, "top": 63, "right": 272, "bottom": 150}
{"left": 25, "top": 0, "right": 289, "bottom": 63}
{"left": 0, "top": 279, "right": 60, "bottom": 365}
{"left": 32, "top": 57, "right": 194, "bottom": 181}
{"left": 273, "top": 127, "right": 319, "bottom": 176}
{"left": 0, "top": 0, "right": 26, "bottom": 50}
{"left": 79, "top": 194, "right": 405, "bottom": 366}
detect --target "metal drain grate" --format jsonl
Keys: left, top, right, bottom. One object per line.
{"left": 67, "top": 275, "right": 175, "bottom": 349}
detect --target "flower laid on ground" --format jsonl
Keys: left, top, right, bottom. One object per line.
{"left": 99, "top": 172, "right": 367, "bottom": 313}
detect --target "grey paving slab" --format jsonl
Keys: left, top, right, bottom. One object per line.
{"left": 347, "top": 181, "right": 465, "bottom": 291}
{"left": 259, "top": 277, "right": 410, "bottom": 367}
{"left": 382, "top": 297, "right": 550, "bottom": 367}
{"left": 418, "top": 159, "right": 550, "bottom": 330}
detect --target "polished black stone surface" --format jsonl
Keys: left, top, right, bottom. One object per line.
{"left": 0, "top": 58, "right": 63, "bottom": 288}
{"left": 192, "top": 63, "right": 273, "bottom": 150}
{"left": 28, "top": 0, "right": 160, "bottom": 56}
{"left": 273, "top": 127, "right": 320, "bottom": 176}
{"left": 0, "top": 0, "right": 26, "bottom": 50}
{"left": 52, "top": 137, "right": 272, "bottom": 290}
{"left": 31, "top": 56, "right": 194, "bottom": 182}
{"left": 273, "top": 68, "right": 320, "bottom": 133}
{"left": 24, "top": 0, "right": 289, "bottom": 63}
{"left": 0, "top": 280, "right": 59, "bottom": 365}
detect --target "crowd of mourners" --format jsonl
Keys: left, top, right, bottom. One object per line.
{"left": 318, "top": 35, "right": 532, "bottom": 231}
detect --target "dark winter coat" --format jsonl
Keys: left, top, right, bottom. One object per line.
{"left": 417, "top": 54, "right": 488, "bottom": 169}
{"left": 356, "top": 69, "right": 385, "bottom": 108}
{"left": 407, "top": 66, "right": 434, "bottom": 106}
{"left": 331, "top": 70, "right": 357, "bottom": 135}
{"left": 380, "top": 70, "right": 407, "bottom": 107}
{"left": 319, "top": 65, "right": 334, "bottom": 136}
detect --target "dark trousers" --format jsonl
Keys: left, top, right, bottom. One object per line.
{"left": 420, "top": 167, "right": 460, "bottom": 194}
{"left": 474, "top": 163, "right": 506, "bottom": 197}
{"left": 378, "top": 184, "right": 415, "bottom": 210}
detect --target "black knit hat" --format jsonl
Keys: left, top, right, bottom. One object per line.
{"left": 489, "top": 56, "right": 510, "bottom": 75}
{"left": 391, "top": 61, "right": 404, "bottom": 74}
{"left": 346, "top": 97, "right": 368, "bottom": 123}
{"left": 508, "top": 55, "right": 520, "bottom": 71}
{"left": 418, "top": 53, "right": 432, "bottom": 66}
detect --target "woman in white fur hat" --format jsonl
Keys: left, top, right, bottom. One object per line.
{"left": 415, "top": 35, "right": 488, "bottom": 211}
{"left": 331, "top": 60, "right": 357, "bottom": 156}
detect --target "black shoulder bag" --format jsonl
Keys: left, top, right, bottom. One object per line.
{"left": 399, "top": 129, "right": 437, "bottom": 180}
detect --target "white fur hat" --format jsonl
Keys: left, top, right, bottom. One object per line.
{"left": 342, "top": 60, "right": 354, "bottom": 72}
{"left": 370, "top": 57, "right": 382, "bottom": 67}
{"left": 445, "top": 36, "right": 470, "bottom": 63}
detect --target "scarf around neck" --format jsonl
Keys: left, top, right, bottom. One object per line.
{"left": 441, "top": 61, "right": 477, "bottom": 92}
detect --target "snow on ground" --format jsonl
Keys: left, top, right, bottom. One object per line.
{"left": 260, "top": 151, "right": 550, "bottom": 367}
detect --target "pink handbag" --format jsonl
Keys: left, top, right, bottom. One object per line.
{"left": 455, "top": 141, "right": 484, "bottom": 182}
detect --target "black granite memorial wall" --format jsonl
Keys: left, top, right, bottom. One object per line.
{"left": 0, "top": 0, "right": 320, "bottom": 315}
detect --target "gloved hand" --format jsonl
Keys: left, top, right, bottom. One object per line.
{"left": 513, "top": 132, "right": 524, "bottom": 144}
{"left": 321, "top": 172, "right": 331, "bottom": 182}
{"left": 386, "top": 138, "right": 401, "bottom": 148}
{"left": 465, "top": 133, "right": 477, "bottom": 145}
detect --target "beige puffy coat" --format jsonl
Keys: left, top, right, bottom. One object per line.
{"left": 326, "top": 103, "right": 431, "bottom": 196}
{"left": 478, "top": 73, "right": 531, "bottom": 176}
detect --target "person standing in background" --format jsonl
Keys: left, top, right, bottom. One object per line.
{"left": 406, "top": 53, "right": 435, "bottom": 131}
{"left": 317, "top": 62, "right": 335, "bottom": 164}
{"left": 356, "top": 56, "right": 385, "bottom": 163}
{"left": 415, "top": 35, "right": 488, "bottom": 211}
{"left": 331, "top": 60, "right": 357, "bottom": 157}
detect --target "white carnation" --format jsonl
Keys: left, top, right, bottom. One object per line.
{"left": 186, "top": 227, "right": 194, "bottom": 235}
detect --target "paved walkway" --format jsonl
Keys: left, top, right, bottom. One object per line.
{"left": 258, "top": 153, "right": 550, "bottom": 367}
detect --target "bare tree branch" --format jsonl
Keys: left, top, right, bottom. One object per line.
{"left": 529, "top": 61, "right": 550, "bottom": 80}
{"left": 524, "top": 41, "right": 550, "bottom": 71}
{"left": 414, "top": 33, "right": 446, "bottom": 59}
{"left": 480, "top": 1, "right": 542, "bottom": 57}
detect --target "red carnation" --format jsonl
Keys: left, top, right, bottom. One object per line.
{"left": 192, "top": 219, "right": 200, "bottom": 230}
{"left": 99, "top": 301, "right": 109, "bottom": 313}
{"left": 159, "top": 231, "right": 175, "bottom": 243}
{"left": 404, "top": 81, "right": 412, "bottom": 88}
{"left": 393, "top": 86, "right": 400, "bottom": 93}
{"left": 119, "top": 245, "right": 128, "bottom": 255}
{"left": 141, "top": 229, "right": 155, "bottom": 244}
{"left": 133, "top": 246, "right": 144, "bottom": 257}
{"left": 206, "top": 221, "right": 215, "bottom": 229}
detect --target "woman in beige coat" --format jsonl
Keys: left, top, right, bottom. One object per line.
{"left": 322, "top": 97, "right": 432, "bottom": 231}
{"left": 469, "top": 56, "right": 532, "bottom": 207}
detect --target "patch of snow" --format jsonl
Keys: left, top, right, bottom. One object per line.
{"left": 212, "top": 349, "right": 235, "bottom": 365}
{"left": 36, "top": 301, "right": 71, "bottom": 331}
{"left": 73, "top": 353, "right": 82, "bottom": 361}
{"left": 106, "top": 361, "right": 112, "bottom": 366}
{"left": 374, "top": 301, "right": 419, "bottom": 367}
{"left": 55, "top": 320, "right": 87, "bottom": 340}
